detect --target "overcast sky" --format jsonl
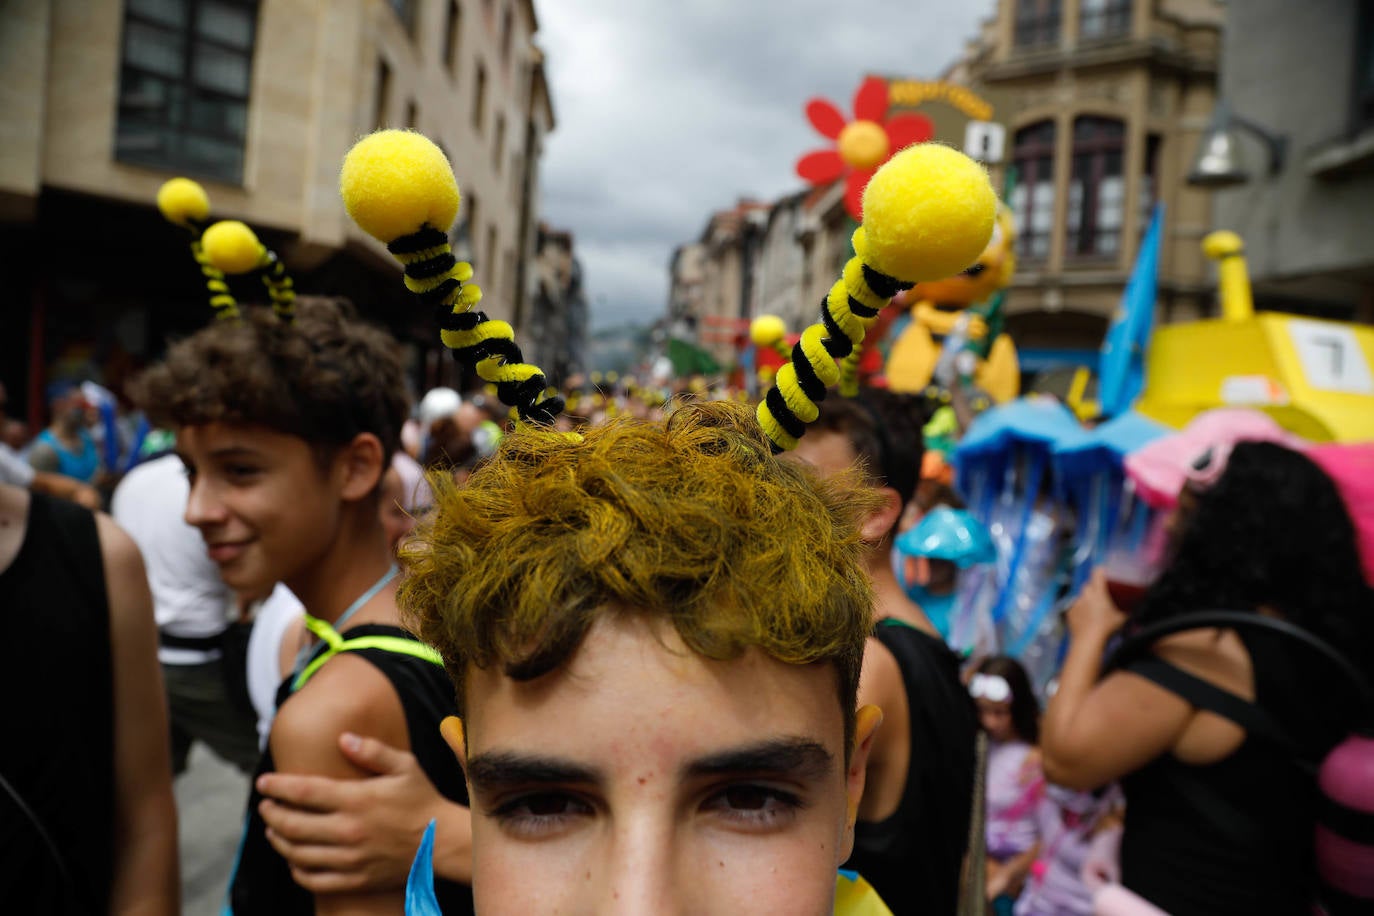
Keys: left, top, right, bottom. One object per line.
{"left": 535, "top": 1, "right": 997, "bottom": 330}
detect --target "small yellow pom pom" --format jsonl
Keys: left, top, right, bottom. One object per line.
{"left": 340, "top": 129, "right": 461, "bottom": 243}
{"left": 156, "top": 178, "right": 210, "bottom": 227}
{"left": 750, "top": 315, "right": 787, "bottom": 347}
{"left": 202, "top": 220, "right": 266, "bottom": 275}
{"left": 861, "top": 144, "right": 997, "bottom": 283}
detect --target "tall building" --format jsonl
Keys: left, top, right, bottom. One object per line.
{"left": 674, "top": 199, "right": 769, "bottom": 367}
{"left": 0, "top": 0, "right": 552, "bottom": 424}
{"left": 945, "top": 0, "right": 1225, "bottom": 363}
{"left": 1209, "top": 0, "right": 1374, "bottom": 323}
{"left": 526, "top": 222, "right": 587, "bottom": 383}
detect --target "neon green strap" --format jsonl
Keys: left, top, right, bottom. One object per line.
{"left": 292, "top": 615, "right": 442, "bottom": 691}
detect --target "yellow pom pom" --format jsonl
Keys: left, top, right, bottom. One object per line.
{"left": 340, "top": 129, "right": 461, "bottom": 243}
{"left": 202, "top": 220, "right": 266, "bottom": 275}
{"left": 750, "top": 315, "right": 787, "bottom": 347}
{"left": 156, "top": 178, "right": 210, "bottom": 227}
{"left": 861, "top": 144, "right": 997, "bottom": 283}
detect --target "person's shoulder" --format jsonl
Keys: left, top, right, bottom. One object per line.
{"left": 94, "top": 512, "right": 151, "bottom": 596}
{"left": 271, "top": 653, "right": 408, "bottom": 776}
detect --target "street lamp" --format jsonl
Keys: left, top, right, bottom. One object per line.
{"left": 1186, "top": 100, "right": 1288, "bottom": 188}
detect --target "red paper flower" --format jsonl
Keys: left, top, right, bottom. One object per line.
{"left": 796, "top": 77, "right": 935, "bottom": 221}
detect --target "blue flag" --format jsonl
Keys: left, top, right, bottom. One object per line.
{"left": 1098, "top": 205, "right": 1163, "bottom": 418}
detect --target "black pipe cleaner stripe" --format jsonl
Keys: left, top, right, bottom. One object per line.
{"left": 791, "top": 342, "right": 828, "bottom": 403}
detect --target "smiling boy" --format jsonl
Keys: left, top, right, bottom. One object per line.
{"left": 132, "top": 301, "right": 474, "bottom": 915}
{"left": 399, "top": 400, "right": 888, "bottom": 914}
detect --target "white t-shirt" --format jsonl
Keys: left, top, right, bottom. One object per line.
{"left": 0, "top": 443, "right": 35, "bottom": 488}
{"left": 246, "top": 583, "right": 305, "bottom": 747}
{"left": 110, "top": 454, "right": 235, "bottom": 663}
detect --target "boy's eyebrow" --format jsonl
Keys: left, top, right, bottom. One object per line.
{"left": 466, "top": 753, "right": 603, "bottom": 793}
{"left": 684, "top": 738, "right": 835, "bottom": 782}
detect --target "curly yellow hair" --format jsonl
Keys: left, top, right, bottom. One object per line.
{"left": 399, "top": 399, "right": 882, "bottom": 748}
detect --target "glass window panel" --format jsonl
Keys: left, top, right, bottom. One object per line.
{"left": 189, "top": 95, "right": 247, "bottom": 137}
{"left": 1097, "top": 176, "right": 1125, "bottom": 228}
{"left": 185, "top": 133, "right": 244, "bottom": 181}
{"left": 193, "top": 44, "right": 250, "bottom": 95}
{"left": 118, "top": 70, "right": 171, "bottom": 115}
{"left": 116, "top": 120, "right": 172, "bottom": 155}
{"left": 125, "top": 21, "right": 185, "bottom": 78}
{"left": 198, "top": 1, "right": 255, "bottom": 50}
{"left": 128, "top": 0, "right": 187, "bottom": 28}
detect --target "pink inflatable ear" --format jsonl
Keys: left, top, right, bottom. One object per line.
{"left": 1316, "top": 734, "right": 1374, "bottom": 905}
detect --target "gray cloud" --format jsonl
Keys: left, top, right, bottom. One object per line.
{"left": 536, "top": 0, "right": 997, "bottom": 330}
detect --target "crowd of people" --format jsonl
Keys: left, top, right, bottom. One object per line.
{"left": 2, "top": 292, "right": 1372, "bottom": 916}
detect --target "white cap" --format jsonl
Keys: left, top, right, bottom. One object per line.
{"left": 417, "top": 387, "right": 462, "bottom": 426}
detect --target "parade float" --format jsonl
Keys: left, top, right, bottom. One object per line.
{"left": 947, "top": 220, "right": 1374, "bottom": 684}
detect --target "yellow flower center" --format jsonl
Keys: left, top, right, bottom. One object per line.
{"left": 837, "top": 120, "right": 890, "bottom": 170}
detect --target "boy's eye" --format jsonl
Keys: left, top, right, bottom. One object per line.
{"left": 225, "top": 464, "right": 260, "bottom": 479}
{"left": 490, "top": 792, "right": 594, "bottom": 838}
{"left": 701, "top": 783, "right": 804, "bottom": 829}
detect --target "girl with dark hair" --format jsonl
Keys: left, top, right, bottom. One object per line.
{"left": 974, "top": 655, "right": 1043, "bottom": 913}
{"left": 1042, "top": 441, "right": 1374, "bottom": 915}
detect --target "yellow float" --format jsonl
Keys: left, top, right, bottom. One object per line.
{"left": 1136, "top": 231, "right": 1374, "bottom": 443}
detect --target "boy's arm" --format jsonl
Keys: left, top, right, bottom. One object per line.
{"left": 97, "top": 514, "right": 180, "bottom": 916}
{"left": 269, "top": 653, "right": 419, "bottom": 915}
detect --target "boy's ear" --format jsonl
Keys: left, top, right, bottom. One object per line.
{"left": 338, "top": 432, "right": 387, "bottom": 501}
{"left": 440, "top": 716, "right": 467, "bottom": 772}
{"left": 859, "top": 486, "right": 903, "bottom": 544}
{"left": 840, "top": 705, "right": 883, "bottom": 861}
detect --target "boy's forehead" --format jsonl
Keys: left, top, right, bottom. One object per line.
{"left": 462, "top": 613, "right": 845, "bottom": 753}
{"left": 176, "top": 421, "right": 295, "bottom": 450}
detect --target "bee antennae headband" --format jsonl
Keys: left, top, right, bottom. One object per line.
{"left": 201, "top": 220, "right": 297, "bottom": 325}
{"left": 757, "top": 144, "right": 997, "bottom": 452}
{"left": 156, "top": 178, "right": 240, "bottom": 323}
{"left": 339, "top": 130, "right": 563, "bottom": 428}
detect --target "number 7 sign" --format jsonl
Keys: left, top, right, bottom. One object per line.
{"left": 1287, "top": 320, "right": 1374, "bottom": 394}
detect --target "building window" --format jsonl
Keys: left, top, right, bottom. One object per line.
{"left": 473, "top": 62, "right": 487, "bottom": 132}
{"left": 500, "top": 4, "right": 514, "bottom": 68}
{"left": 1014, "top": 0, "right": 1061, "bottom": 49}
{"left": 494, "top": 115, "right": 506, "bottom": 173}
{"left": 1009, "top": 120, "right": 1057, "bottom": 261}
{"left": 486, "top": 224, "right": 498, "bottom": 278}
{"left": 444, "top": 0, "right": 462, "bottom": 76}
{"left": 453, "top": 190, "right": 479, "bottom": 262}
{"left": 115, "top": 0, "right": 259, "bottom": 184}
{"left": 1066, "top": 117, "right": 1126, "bottom": 259}
{"left": 388, "top": 0, "right": 415, "bottom": 35}
{"left": 373, "top": 58, "right": 392, "bottom": 128}
{"left": 1079, "top": 0, "right": 1132, "bottom": 42}
{"left": 1138, "top": 134, "right": 1161, "bottom": 236}
{"left": 406, "top": 100, "right": 418, "bottom": 129}
{"left": 1356, "top": 0, "right": 1374, "bottom": 130}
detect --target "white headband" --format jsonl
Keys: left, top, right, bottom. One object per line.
{"left": 970, "top": 673, "right": 1012, "bottom": 704}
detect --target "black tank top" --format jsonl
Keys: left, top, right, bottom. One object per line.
{"left": 230, "top": 624, "right": 475, "bottom": 915}
{"left": 846, "top": 619, "right": 978, "bottom": 916}
{"left": 0, "top": 492, "right": 114, "bottom": 914}
{"left": 1121, "top": 627, "right": 1354, "bottom": 914}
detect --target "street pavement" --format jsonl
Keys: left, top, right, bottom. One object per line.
{"left": 176, "top": 743, "right": 252, "bottom": 915}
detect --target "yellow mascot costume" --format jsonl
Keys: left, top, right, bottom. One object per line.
{"left": 884, "top": 204, "right": 1020, "bottom": 404}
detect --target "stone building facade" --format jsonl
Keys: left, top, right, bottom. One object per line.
{"left": 0, "top": 0, "right": 553, "bottom": 421}
{"left": 952, "top": 0, "right": 1225, "bottom": 357}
